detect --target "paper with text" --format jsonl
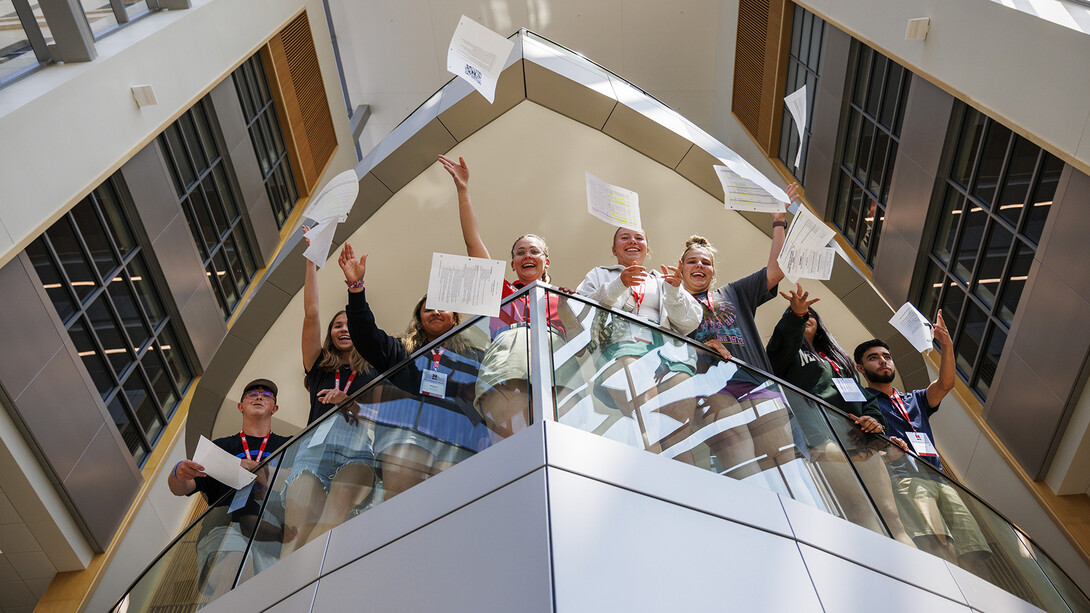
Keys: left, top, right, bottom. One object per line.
{"left": 446, "top": 16, "right": 515, "bottom": 104}
{"left": 302, "top": 218, "right": 338, "bottom": 269}
{"left": 777, "top": 205, "right": 836, "bottom": 282}
{"left": 717, "top": 149, "right": 790, "bottom": 204}
{"left": 194, "top": 436, "right": 257, "bottom": 490}
{"left": 714, "top": 166, "right": 783, "bottom": 213}
{"left": 586, "top": 172, "right": 641, "bottom": 229}
{"left": 785, "top": 84, "right": 808, "bottom": 168}
{"left": 890, "top": 302, "right": 934, "bottom": 353}
{"left": 426, "top": 252, "right": 507, "bottom": 317}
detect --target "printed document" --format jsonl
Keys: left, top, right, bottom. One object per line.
{"left": 447, "top": 16, "right": 515, "bottom": 104}
{"left": 776, "top": 205, "right": 836, "bottom": 282}
{"left": 586, "top": 172, "right": 641, "bottom": 229}
{"left": 426, "top": 252, "right": 507, "bottom": 317}
{"left": 194, "top": 436, "right": 257, "bottom": 490}
{"left": 890, "top": 302, "right": 934, "bottom": 353}
{"left": 714, "top": 165, "right": 785, "bottom": 213}
{"left": 301, "top": 168, "right": 359, "bottom": 268}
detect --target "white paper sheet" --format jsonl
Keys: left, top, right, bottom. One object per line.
{"left": 717, "top": 149, "right": 790, "bottom": 203}
{"left": 585, "top": 172, "right": 641, "bottom": 229}
{"left": 193, "top": 435, "right": 257, "bottom": 490}
{"left": 301, "top": 168, "right": 358, "bottom": 223}
{"left": 779, "top": 246, "right": 835, "bottom": 283}
{"left": 785, "top": 84, "right": 808, "bottom": 168}
{"left": 426, "top": 252, "right": 507, "bottom": 317}
{"left": 889, "top": 302, "right": 934, "bottom": 353}
{"left": 713, "top": 165, "right": 785, "bottom": 213}
{"left": 446, "top": 16, "right": 515, "bottom": 104}
{"left": 302, "top": 218, "right": 338, "bottom": 269}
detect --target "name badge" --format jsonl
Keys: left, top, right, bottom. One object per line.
{"left": 906, "top": 431, "right": 938, "bottom": 457}
{"left": 833, "top": 378, "right": 866, "bottom": 402}
{"left": 228, "top": 482, "right": 253, "bottom": 513}
{"left": 420, "top": 370, "right": 447, "bottom": 398}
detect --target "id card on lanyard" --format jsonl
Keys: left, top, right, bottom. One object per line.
{"left": 631, "top": 283, "right": 655, "bottom": 344}
{"left": 420, "top": 347, "right": 448, "bottom": 398}
{"left": 891, "top": 392, "right": 938, "bottom": 457}
{"left": 821, "top": 353, "right": 866, "bottom": 402}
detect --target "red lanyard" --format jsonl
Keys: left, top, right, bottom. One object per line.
{"left": 890, "top": 391, "right": 916, "bottom": 432}
{"left": 334, "top": 369, "right": 357, "bottom": 395}
{"left": 819, "top": 352, "right": 841, "bottom": 376}
{"left": 698, "top": 292, "right": 715, "bottom": 312}
{"left": 239, "top": 432, "right": 270, "bottom": 462}
{"left": 631, "top": 284, "right": 646, "bottom": 314}
{"left": 430, "top": 347, "right": 446, "bottom": 369}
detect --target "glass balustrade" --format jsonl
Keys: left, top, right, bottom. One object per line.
{"left": 113, "top": 284, "right": 1090, "bottom": 613}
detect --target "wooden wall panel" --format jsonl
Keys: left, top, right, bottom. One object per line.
{"left": 732, "top": 0, "right": 792, "bottom": 155}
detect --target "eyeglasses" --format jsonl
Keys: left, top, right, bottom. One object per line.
{"left": 244, "top": 390, "right": 275, "bottom": 400}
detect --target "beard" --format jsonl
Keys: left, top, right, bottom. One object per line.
{"left": 867, "top": 369, "right": 895, "bottom": 384}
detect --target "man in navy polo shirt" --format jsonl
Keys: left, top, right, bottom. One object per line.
{"left": 854, "top": 313, "right": 991, "bottom": 579}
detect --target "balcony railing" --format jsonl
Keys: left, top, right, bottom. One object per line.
{"left": 112, "top": 283, "right": 1090, "bottom": 613}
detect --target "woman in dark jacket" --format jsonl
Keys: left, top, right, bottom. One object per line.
{"left": 766, "top": 284, "right": 912, "bottom": 544}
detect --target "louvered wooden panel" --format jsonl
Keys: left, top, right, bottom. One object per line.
{"left": 732, "top": 0, "right": 791, "bottom": 155}
{"left": 265, "top": 11, "right": 337, "bottom": 195}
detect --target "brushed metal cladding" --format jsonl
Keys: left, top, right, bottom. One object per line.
{"left": 523, "top": 60, "right": 617, "bottom": 130}
{"left": 61, "top": 425, "right": 141, "bottom": 551}
{"left": 548, "top": 467, "right": 823, "bottom": 612}
{"left": 872, "top": 227, "right": 919, "bottom": 305}
{"left": 0, "top": 255, "right": 66, "bottom": 400}
{"left": 884, "top": 155, "right": 938, "bottom": 253}
{"left": 437, "top": 59, "right": 527, "bottom": 142}
{"left": 246, "top": 190, "right": 281, "bottom": 264}
{"left": 801, "top": 544, "right": 972, "bottom": 613}
{"left": 986, "top": 350, "right": 1066, "bottom": 477}
{"left": 147, "top": 214, "right": 211, "bottom": 320}
{"left": 313, "top": 469, "right": 552, "bottom": 613}
{"left": 209, "top": 77, "right": 248, "bottom": 155}
{"left": 228, "top": 137, "right": 266, "bottom": 214}
{"left": 675, "top": 145, "right": 726, "bottom": 201}
{"left": 120, "top": 144, "right": 180, "bottom": 245}
{"left": 780, "top": 495, "right": 966, "bottom": 603}
{"left": 897, "top": 77, "right": 955, "bottom": 182}
{"left": 322, "top": 423, "right": 547, "bottom": 571}
{"left": 1039, "top": 167, "right": 1090, "bottom": 303}
{"left": 178, "top": 284, "right": 229, "bottom": 370}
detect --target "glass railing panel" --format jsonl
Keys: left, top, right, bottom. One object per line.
{"left": 547, "top": 291, "right": 886, "bottom": 535}
{"left": 1015, "top": 531, "right": 1090, "bottom": 612}
{"left": 114, "top": 481, "right": 276, "bottom": 613}
{"left": 237, "top": 311, "right": 521, "bottom": 587}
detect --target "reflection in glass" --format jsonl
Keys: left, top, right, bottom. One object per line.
{"left": 972, "top": 122, "right": 1012, "bottom": 207}
{"left": 955, "top": 301, "right": 987, "bottom": 378}
{"left": 972, "top": 223, "right": 1013, "bottom": 309}
{"left": 974, "top": 327, "right": 1006, "bottom": 398}
{"left": 1025, "top": 155, "right": 1063, "bottom": 245}
{"left": 952, "top": 207, "right": 986, "bottom": 282}
{"left": 951, "top": 109, "right": 985, "bottom": 188}
{"left": 26, "top": 240, "right": 78, "bottom": 323}
{"left": 998, "top": 241, "right": 1033, "bottom": 325}
{"left": 933, "top": 189, "right": 963, "bottom": 265}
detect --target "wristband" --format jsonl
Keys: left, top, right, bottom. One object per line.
{"left": 772, "top": 220, "right": 787, "bottom": 229}
{"left": 173, "top": 461, "right": 183, "bottom": 479}
{"left": 345, "top": 279, "right": 364, "bottom": 290}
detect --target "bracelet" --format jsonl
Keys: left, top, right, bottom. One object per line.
{"left": 772, "top": 220, "right": 787, "bottom": 229}
{"left": 345, "top": 279, "right": 364, "bottom": 290}
{"left": 172, "top": 461, "right": 183, "bottom": 479}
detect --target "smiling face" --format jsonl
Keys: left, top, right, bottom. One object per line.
{"left": 510, "top": 236, "right": 549, "bottom": 284}
{"left": 803, "top": 311, "right": 818, "bottom": 342}
{"left": 612, "top": 228, "right": 649, "bottom": 267}
{"left": 419, "top": 303, "right": 455, "bottom": 341}
{"left": 238, "top": 386, "right": 278, "bottom": 419}
{"left": 328, "top": 312, "right": 353, "bottom": 354}
{"left": 680, "top": 247, "right": 715, "bottom": 294}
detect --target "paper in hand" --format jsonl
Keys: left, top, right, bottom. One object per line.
{"left": 302, "top": 219, "right": 338, "bottom": 269}
{"left": 447, "top": 16, "right": 515, "bottom": 104}
{"left": 426, "top": 252, "right": 507, "bottom": 318}
{"left": 784, "top": 84, "right": 808, "bottom": 168}
{"left": 301, "top": 168, "right": 359, "bottom": 223}
{"left": 586, "top": 172, "right": 641, "bottom": 230}
{"left": 889, "top": 302, "right": 935, "bottom": 353}
{"left": 193, "top": 436, "right": 257, "bottom": 490}
{"left": 714, "top": 164, "right": 786, "bottom": 214}
{"left": 776, "top": 205, "right": 836, "bottom": 282}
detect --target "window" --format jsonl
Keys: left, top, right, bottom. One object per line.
{"left": 777, "top": 5, "right": 824, "bottom": 181}
{"left": 159, "top": 99, "right": 258, "bottom": 319}
{"left": 83, "top": 0, "right": 158, "bottom": 39}
{"left": 232, "top": 54, "right": 300, "bottom": 228}
{"left": 916, "top": 105, "right": 1063, "bottom": 399}
{"left": 0, "top": 0, "right": 53, "bottom": 86}
{"left": 26, "top": 177, "right": 194, "bottom": 466}
{"left": 829, "top": 43, "right": 911, "bottom": 266}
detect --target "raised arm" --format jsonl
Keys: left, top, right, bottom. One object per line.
{"left": 766, "top": 182, "right": 797, "bottom": 289}
{"left": 925, "top": 310, "right": 956, "bottom": 408}
{"left": 339, "top": 243, "right": 408, "bottom": 371}
{"left": 766, "top": 284, "right": 816, "bottom": 376}
{"left": 438, "top": 155, "right": 490, "bottom": 259}
{"left": 302, "top": 229, "right": 323, "bottom": 370}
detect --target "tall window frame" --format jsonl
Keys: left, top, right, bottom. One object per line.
{"left": 25, "top": 176, "right": 195, "bottom": 466}
{"left": 829, "top": 42, "right": 911, "bottom": 267}
{"left": 915, "top": 104, "right": 1064, "bottom": 400}
{"left": 232, "top": 53, "right": 300, "bottom": 228}
{"left": 159, "top": 98, "right": 258, "bottom": 320}
{"left": 777, "top": 5, "right": 824, "bottom": 182}
{"left": 82, "top": 0, "right": 160, "bottom": 40}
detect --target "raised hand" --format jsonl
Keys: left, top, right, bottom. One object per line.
{"left": 933, "top": 309, "right": 951, "bottom": 348}
{"left": 620, "top": 264, "right": 648, "bottom": 288}
{"left": 779, "top": 283, "right": 820, "bottom": 316}
{"left": 302, "top": 225, "right": 312, "bottom": 247}
{"left": 660, "top": 264, "right": 683, "bottom": 287}
{"left": 338, "top": 243, "right": 367, "bottom": 285}
{"left": 438, "top": 154, "right": 469, "bottom": 191}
